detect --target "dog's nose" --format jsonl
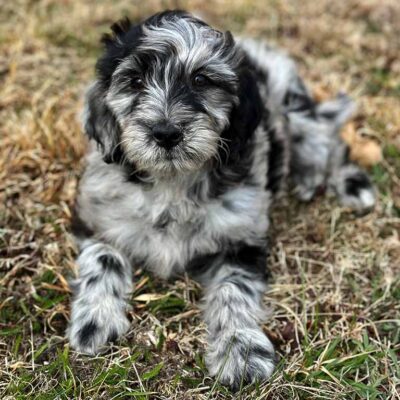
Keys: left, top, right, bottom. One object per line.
{"left": 152, "top": 123, "right": 182, "bottom": 149}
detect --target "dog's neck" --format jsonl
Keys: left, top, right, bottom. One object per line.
{"left": 120, "top": 158, "right": 213, "bottom": 203}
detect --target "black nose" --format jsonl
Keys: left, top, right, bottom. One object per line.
{"left": 152, "top": 123, "right": 182, "bottom": 149}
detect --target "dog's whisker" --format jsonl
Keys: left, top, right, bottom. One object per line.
{"left": 216, "top": 138, "right": 230, "bottom": 162}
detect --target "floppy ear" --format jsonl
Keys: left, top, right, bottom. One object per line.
{"left": 82, "top": 17, "right": 142, "bottom": 164}
{"left": 222, "top": 61, "right": 264, "bottom": 163}
{"left": 82, "top": 81, "right": 122, "bottom": 164}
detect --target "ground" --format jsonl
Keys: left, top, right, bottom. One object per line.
{"left": 0, "top": 0, "right": 399, "bottom": 399}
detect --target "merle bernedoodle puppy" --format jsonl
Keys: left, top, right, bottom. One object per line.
{"left": 67, "top": 10, "right": 375, "bottom": 389}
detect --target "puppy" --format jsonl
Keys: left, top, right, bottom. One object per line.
{"left": 68, "top": 10, "right": 375, "bottom": 389}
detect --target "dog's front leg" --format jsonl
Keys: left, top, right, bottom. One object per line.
{"left": 199, "top": 244, "right": 276, "bottom": 390}
{"left": 68, "top": 242, "right": 133, "bottom": 354}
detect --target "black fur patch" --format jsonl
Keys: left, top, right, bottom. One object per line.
{"left": 250, "top": 343, "right": 276, "bottom": 361}
{"left": 107, "top": 330, "right": 119, "bottom": 343}
{"left": 153, "top": 209, "right": 172, "bottom": 230}
{"left": 208, "top": 146, "right": 256, "bottom": 198}
{"left": 228, "top": 336, "right": 276, "bottom": 391}
{"left": 112, "top": 286, "right": 119, "bottom": 298}
{"left": 343, "top": 145, "right": 351, "bottom": 163}
{"left": 83, "top": 83, "right": 124, "bottom": 167}
{"left": 79, "top": 321, "right": 98, "bottom": 347}
{"left": 225, "top": 242, "right": 268, "bottom": 277}
{"left": 186, "top": 252, "right": 221, "bottom": 277}
{"left": 70, "top": 210, "right": 94, "bottom": 239}
{"left": 99, "top": 254, "right": 123, "bottom": 276}
{"left": 225, "top": 277, "right": 254, "bottom": 296}
{"left": 86, "top": 276, "right": 99, "bottom": 286}
{"left": 208, "top": 56, "right": 264, "bottom": 198}
{"left": 345, "top": 172, "right": 371, "bottom": 197}
{"left": 222, "top": 199, "right": 235, "bottom": 212}
{"left": 266, "top": 125, "right": 287, "bottom": 194}
{"left": 97, "top": 18, "right": 141, "bottom": 87}
{"left": 187, "top": 242, "right": 268, "bottom": 280}
{"left": 123, "top": 163, "right": 152, "bottom": 185}
{"left": 284, "top": 76, "right": 316, "bottom": 116}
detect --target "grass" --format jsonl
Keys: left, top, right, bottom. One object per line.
{"left": 0, "top": 0, "right": 399, "bottom": 399}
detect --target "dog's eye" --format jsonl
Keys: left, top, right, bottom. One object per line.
{"left": 132, "top": 77, "right": 144, "bottom": 90}
{"left": 193, "top": 74, "right": 209, "bottom": 87}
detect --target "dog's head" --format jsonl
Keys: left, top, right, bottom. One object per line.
{"left": 84, "top": 10, "right": 262, "bottom": 177}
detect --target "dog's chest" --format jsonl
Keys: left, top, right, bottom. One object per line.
{"left": 80, "top": 157, "right": 270, "bottom": 278}
{"left": 96, "top": 181, "right": 269, "bottom": 278}
{"left": 139, "top": 185, "right": 206, "bottom": 238}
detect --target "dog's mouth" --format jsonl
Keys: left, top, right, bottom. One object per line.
{"left": 154, "top": 143, "right": 215, "bottom": 174}
{"left": 121, "top": 120, "right": 220, "bottom": 175}
{"left": 164, "top": 149, "right": 178, "bottom": 160}
{"left": 158, "top": 145, "right": 197, "bottom": 164}
{"left": 158, "top": 146, "right": 180, "bottom": 162}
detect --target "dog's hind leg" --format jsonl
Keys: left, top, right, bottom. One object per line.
{"left": 285, "top": 79, "right": 376, "bottom": 212}
{"left": 238, "top": 39, "right": 376, "bottom": 212}
{"left": 67, "top": 241, "right": 133, "bottom": 354}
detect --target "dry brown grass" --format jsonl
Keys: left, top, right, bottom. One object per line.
{"left": 1, "top": 1, "right": 399, "bottom": 399}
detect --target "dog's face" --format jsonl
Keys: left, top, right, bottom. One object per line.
{"left": 84, "top": 11, "right": 262, "bottom": 176}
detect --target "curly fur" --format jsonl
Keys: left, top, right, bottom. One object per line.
{"left": 68, "top": 10, "right": 376, "bottom": 389}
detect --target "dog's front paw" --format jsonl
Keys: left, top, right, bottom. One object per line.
{"left": 206, "top": 328, "right": 276, "bottom": 390}
{"left": 68, "top": 295, "right": 130, "bottom": 354}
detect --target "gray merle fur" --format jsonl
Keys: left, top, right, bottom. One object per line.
{"left": 68, "top": 10, "right": 376, "bottom": 390}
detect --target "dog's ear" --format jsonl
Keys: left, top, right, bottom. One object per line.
{"left": 82, "top": 18, "right": 136, "bottom": 164}
{"left": 82, "top": 81, "right": 122, "bottom": 164}
{"left": 96, "top": 17, "right": 140, "bottom": 87}
{"left": 222, "top": 60, "right": 264, "bottom": 163}
{"left": 101, "top": 17, "right": 132, "bottom": 48}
